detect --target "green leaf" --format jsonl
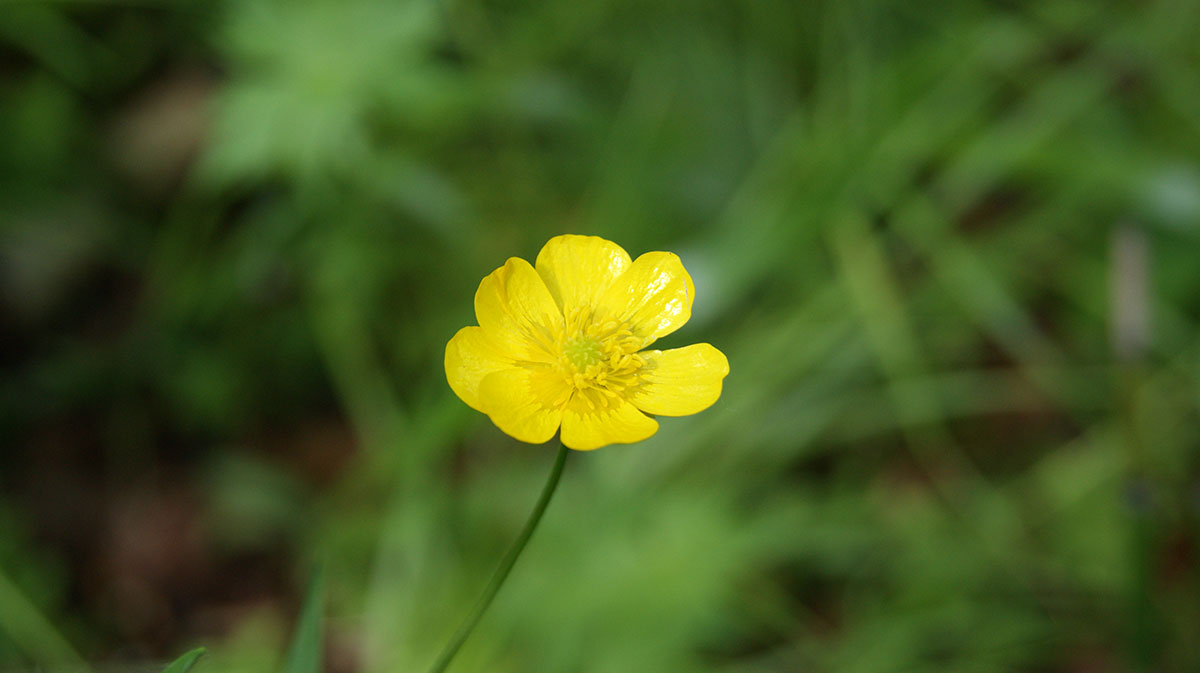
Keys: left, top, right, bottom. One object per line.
{"left": 281, "top": 567, "right": 325, "bottom": 673}
{"left": 161, "top": 647, "right": 206, "bottom": 673}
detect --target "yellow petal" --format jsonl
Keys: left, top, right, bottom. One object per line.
{"left": 479, "top": 367, "right": 564, "bottom": 444}
{"left": 445, "top": 326, "right": 512, "bottom": 412}
{"left": 535, "top": 234, "right": 632, "bottom": 315}
{"left": 560, "top": 397, "right": 658, "bottom": 450}
{"left": 596, "top": 251, "right": 694, "bottom": 346}
{"left": 474, "top": 257, "right": 564, "bottom": 362}
{"left": 628, "top": 343, "right": 729, "bottom": 416}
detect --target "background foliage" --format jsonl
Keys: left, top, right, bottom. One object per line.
{"left": 3, "top": 0, "right": 1200, "bottom": 671}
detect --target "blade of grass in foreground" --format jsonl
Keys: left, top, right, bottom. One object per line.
{"left": 0, "top": 565, "right": 89, "bottom": 672}
{"left": 161, "top": 647, "right": 206, "bottom": 673}
{"left": 282, "top": 567, "right": 326, "bottom": 673}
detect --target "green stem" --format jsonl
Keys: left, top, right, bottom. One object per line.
{"left": 427, "top": 442, "right": 570, "bottom": 673}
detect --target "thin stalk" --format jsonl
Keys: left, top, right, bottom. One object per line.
{"left": 1110, "top": 223, "right": 1157, "bottom": 671}
{"left": 427, "top": 442, "right": 570, "bottom": 673}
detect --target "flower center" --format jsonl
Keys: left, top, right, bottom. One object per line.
{"left": 556, "top": 312, "right": 647, "bottom": 410}
{"left": 564, "top": 335, "right": 603, "bottom": 371}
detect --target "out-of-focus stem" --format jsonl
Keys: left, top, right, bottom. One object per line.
{"left": 1110, "top": 223, "right": 1156, "bottom": 672}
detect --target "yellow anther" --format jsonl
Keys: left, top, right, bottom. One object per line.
{"left": 556, "top": 312, "right": 648, "bottom": 406}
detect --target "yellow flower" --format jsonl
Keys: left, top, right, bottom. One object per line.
{"left": 445, "top": 235, "right": 730, "bottom": 450}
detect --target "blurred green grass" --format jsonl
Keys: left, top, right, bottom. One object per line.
{"left": 2, "top": 0, "right": 1200, "bottom": 671}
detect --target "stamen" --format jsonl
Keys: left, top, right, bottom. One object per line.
{"left": 555, "top": 310, "right": 646, "bottom": 406}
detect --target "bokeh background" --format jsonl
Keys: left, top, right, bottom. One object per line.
{"left": 3, "top": 0, "right": 1200, "bottom": 671}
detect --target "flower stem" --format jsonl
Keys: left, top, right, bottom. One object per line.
{"left": 427, "top": 442, "right": 570, "bottom": 673}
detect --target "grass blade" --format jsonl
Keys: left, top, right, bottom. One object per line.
{"left": 161, "top": 647, "right": 206, "bottom": 673}
{"left": 282, "top": 567, "right": 325, "bottom": 673}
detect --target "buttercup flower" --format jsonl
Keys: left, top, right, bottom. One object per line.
{"left": 446, "top": 234, "right": 729, "bottom": 450}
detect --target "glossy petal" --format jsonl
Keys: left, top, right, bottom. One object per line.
{"left": 560, "top": 397, "right": 658, "bottom": 450}
{"left": 445, "top": 326, "right": 512, "bottom": 412}
{"left": 474, "top": 257, "right": 564, "bottom": 362}
{"left": 596, "top": 251, "right": 694, "bottom": 345}
{"left": 479, "top": 367, "right": 564, "bottom": 444}
{"left": 628, "top": 343, "right": 729, "bottom": 416}
{"left": 535, "top": 234, "right": 632, "bottom": 315}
